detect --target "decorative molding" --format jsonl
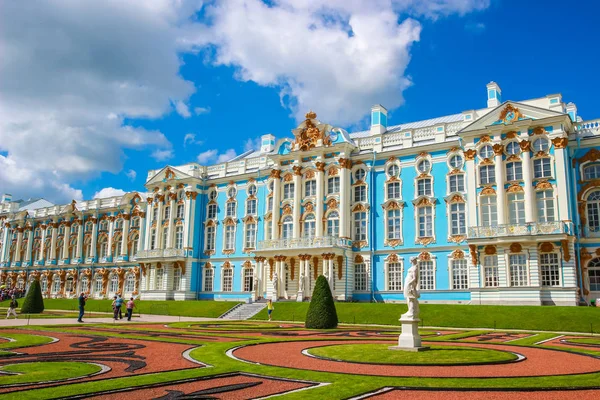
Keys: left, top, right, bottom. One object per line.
{"left": 415, "top": 237, "right": 434, "bottom": 246}
{"left": 509, "top": 243, "right": 522, "bottom": 253}
{"left": 464, "top": 149, "right": 477, "bottom": 161}
{"left": 293, "top": 165, "right": 303, "bottom": 176}
{"left": 469, "top": 244, "right": 478, "bottom": 265}
{"left": 535, "top": 180, "right": 553, "bottom": 190}
{"left": 479, "top": 135, "right": 492, "bottom": 143}
{"left": 552, "top": 137, "right": 568, "bottom": 149}
{"left": 448, "top": 235, "right": 466, "bottom": 243}
{"left": 507, "top": 183, "right": 524, "bottom": 193}
{"left": 316, "top": 162, "right": 326, "bottom": 172}
{"left": 484, "top": 245, "right": 496, "bottom": 255}
{"left": 505, "top": 131, "right": 518, "bottom": 139}
{"left": 418, "top": 251, "right": 431, "bottom": 261}
{"left": 539, "top": 242, "right": 554, "bottom": 253}
{"left": 355, "top": 254, "right": 364, "bottom": 264}
{"left": 270, "top": 169, "right": 281, "bottom": 179}
{"left": 519, "top": 140, "right": 531, "bottom": 152}
{"left": 493, "top": 144, "right": 504, "bottom": 156}
{"left": 498, "top": 104, "right": 524, "bottom": 124}
{"left": 451, "top": 249, "right": 465, "bottom": 259}
{"left": 337, "top": 255, "right": 343, "bottom": 280}
{"left": 561, "top": 240, "right": 571, "bottom": 262}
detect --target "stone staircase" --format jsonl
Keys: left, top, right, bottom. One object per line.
{"left": 218, "top": 301, "right": 267, "bottom": 320}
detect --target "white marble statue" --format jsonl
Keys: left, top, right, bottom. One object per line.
{"left": 272, "top": 272, "right": 279, "bottom": 294}
{"left": 299, "top": 272, "right": 305, "bottom": 291}
{"left": 401, "top": 257, "right": 420, "bottom": 320}
{"left": 253, "top": 276, "right": 259, "bottom": 292}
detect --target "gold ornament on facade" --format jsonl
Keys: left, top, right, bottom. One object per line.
{"left": 539, "top": 242, "right": 554, "bottom": 253}
{"left": 464, "top": 149, "right": 477, "bottom": 160}
{"left": 451, "top": 249, "right": 465, "bottom": 259}
{"left": 448, "top": 235, "right": 466, "bottom": 243}
{"left": 293, "top": 165, "right": 303, "bottom": 176}
{"left": 283, "top": 173, "right": 293, "bottom": 182}
{"left": 552, "top": 137, "right": 569, "bottom": 149}
{"left": 447, "top": 194, "right": 465, "bottom": 204}
{"left": 535, "top": 180, "right": 553, "bottom": 190}
{"left": 577, "top": 179, "right": 600, "bottom": 201}
{"left": 578, "top": 148, "right": 600, "bottom": 165}
{"left": 415, "top": 197, "right": 434, "bottom": 207}
{"left": 519, "top": 140, "right": 531, "bottom": 152}
{"left": 479, "top": 135, "right": 492, "bottom": 143}
{"left": 386, "top": 254, "right": 399, "bottom": 263}
{"left": 316, "top": 162, "right": 326, "bottom": 172}
{"left": 304, "top": 202, "right": 314, "bottom": 213}
{"left": 328, "top": 166, "right": 339, "bottom": 176}
{"left": 418, "top": 251, "right": 431, "bottom": 261}
{"left": 282, "top": 204, "right": 293, "bottom": 215}
{"left": 339, "top": 158, "right": 352, "bottom": 169}
{"left": 469, "top": 244, "right": 478, "bottom": 265}
{"left": 498, "top": 104, "right": 524, "bottom": 124}
{"left": 448, "top": 168, "right": 463, "bottom": 176}
{"left": 290, "top": 111, "right": 332, "bottom": 151}
{"left": 505, "top": 131, "right": 518, "bottom": 139}
{"left": 337, "top": 255, "right": 343, "bottom": 280}
{"left": 484, "top": 245, "right": 496, "bottom": 255}
{"left": 507, "top": 184, "right": 524, "bottom": 193}
{"left": 510, "top": 243, "right": 522, "bottom": 253}
{"left": 561, "top": 240, "right": 571, "bottom": 262}
{"left": 416, "top": 237, "right": 434, "bottom": 246}
{"left": 386, "top": 239, "right": 402, "bottom": 247}
{"left": 270, "top": 169, "right": 281, "bottom": 179}
{"left": 506, "top": 154, "right": 521, "bottom": 162}
{"left": 493, "top": 144, "right": 504, "bottom": 155}
{"left": 387, "top": 156, "right": 397, "bottom": 162}
{"left": 531, "top": 127, "right": 546, "bottom": 135}
{"left": 304, "top": 170, "right": 315, "bottom": 179}
{"left": 480, "top": 158, "right": 494, "bottom": 166}
{"left": 352, "top": 203, "right": 369, "bottom": 212}
{"left": 355, "top": 254, "right": 364, "bottom": 264}
{"left": 353, "top": 240, "right": 368, "bottom": 249}
{"left": 418, "top": 151, "right": 429, "bottom": 158}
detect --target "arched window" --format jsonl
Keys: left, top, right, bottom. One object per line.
{"left": 65, "top": 276, "right": 74, "bottom": 293}
{"left": 176, "top": 203, "right": 184, "bottom": 219}
{"left": 115, "top": 219, "right": 123, "bottom": 230}
{"left": 52, "top": 276, "right": 61, "bottom": 293}
{"left": 480, "top": 195, "right": 497, "bottom": 227}
{"left": 506, "top": 161, "right": 523, "bottom": 181}
{"left": 245, "top": 222, "right": 256, "bottom": 249}
{"left": 587, "top": 191, "right": 600, "bottom": 233}
{"left": 173, "top": 267, "right": 182, "bottom": 291}
{"left": 131, "top": 217, "right": 140, "bottom": 228}
{"left": 33, "top": 240, "right": 42, "bottom": 261}
{"left": 152, "top": 206, "right": 158, "bottom": 221}
{"left": 85, "top": 222, "right": 93, "bottom": 232}
{"left": 417, "top": 177, "right": 432, "bottom": 197}
{"left": 449, "top": 154, "right": 464, "bottom": 169}
{"left": 417, "top": 159, "right": 431, "bottom": 174}
{"left": 532, "top": 137, "right": 549, "bottom": 152}
{"left": 109, "top": 273, "right": 118, "bottom": 293}
{"left": 327, "top": 211, "right": 340, "bottom": 237}
{"left": 387, "top": 164, "right": 399, "bottom": 178}
{"left": 536, "top": 189, "right": 555, "bottom": 223}
{"left": 130, "top": 234, "right": 139, "bottom": 256}
{"left": 55, "top": 239, "right": 63, "bottom": 260}
{"left": 303, "top": 214, "right": 316, "bottom": 238}
{"left": 282, "top": 216, "right": 293, "bottom": 239}
{"left": 69, "top": 237, "right": 77, "bottom": 259}
{"left": 81, "top": 276, "right": 89, "bottom": 293}
{"left": 587, "top": 258, "right": 600, "bottom": 292}
{"left": 584, "top": 165, "right": 600, "bottom": 181}
{"left": 114, "top": 234, "right": 122, "bottom": 257}
{"left": 94, "top": 275, "right": 103, "bottom": 293}
{"left": 125, "top": 273, "right": 135, "bottom": 292}
{"left": 98, "top": 236, "right": 108, "bottom": 258}
{"left": 99, "top": 220, "right": 108, "bottom": 231}
{"left": 83, "top": 237, "right": 91, "bottom": 260}
{"left": 175, "top": 226, "right": 184, "bottom": 249}
{"left": 163, "top": 206, "right": 170, "bottom": 221}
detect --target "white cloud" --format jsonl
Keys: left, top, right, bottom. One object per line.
{"left": 197, "top": 148, "right": 237, "bottom": 164}
{"left": 244, "top": 137, "right": 262, "bottom": 152}
{"left": 194, "top": 106, "right": 211, "bottom": 115}
{"left": 188, "top": 0, "right": 489, "bottom": 125}
{"left": 174, "top": 100, "right": 192, "bottom": 118}
{"left": 183, "top": 133, "right": 203, "bottom": 147}
{"left": 0, "top": 0, "right": 202, "bottom": 202}
{"left": 125, "top": 169, "right": 137, "bottom": 181}
{"left": 151, "top": 148, "right": 174, "bottom": 162}
{"left": 465, "top": 21, "right": 486, "bottom": 33}
{"left": 93, "top": 187, "right": 126, "bottom": 199}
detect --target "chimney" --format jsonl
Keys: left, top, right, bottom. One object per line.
{"left": 486, "top": 81, "right": 502, "bottom": 108}
{"left": 566, "top": 102, "right": 577, "bottom": 122}
{"left": 1, "top": 194, "right": 12, "bottom": 203}
{"left": 260, "top": 134, "right": 275, "bottom": 154}
{"left": 370, "top": 104, "right": 388, "bottom": 135}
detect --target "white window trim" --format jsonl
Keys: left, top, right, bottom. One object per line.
{"left": 539, "top": 251, "right": 562, "bottom": 287}
{"left": 532, "top": 155, "right": 554, "bottom": 180}
{"left": 222, "top": 223, "right": 237, "bottom": 252}
{"left": 384, "top": 257, "right": 404, "bottom": 292}
{"left": 353, "top": 256, "right": 371, "bottom": 292}
{"left": 447, "top": 255, "right": 469, "bottom": 290}
{"left": 243, "top": 221, "right": 257, "bottom": 250}
{"left": 446, "top": 199, "right": 467, "bottom": 238}
{"left": 418, "top": 257, "right": 437, "bottom": 291}
{"left": 446, "top": 173, "right": 466, "bottom": 194}
{"left": 222, "top": 266, "right": 234, "bottom": 292}
{"left": 204, "top": 223, "right": 216, "bottom": 252}
{"left": 507, "top": 251, "right": 530, "bottom": 287}
{"left": 382, "top": 201, "right": 404, "bottom": 246}
{"left": 385, "top": 179, "right": 403, "bottom": 202}
{"left": 413, "top": 199, "right": 436, "bottom": 243}
{"left": 203, "top": 265, "right": 214, "bottom": 292}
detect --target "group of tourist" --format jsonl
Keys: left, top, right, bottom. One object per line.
{"left": 77, "top": 293, "right": 136, "bottom": 323}
{"left": 1, "top": 287, "right": 25, "bottom": 301}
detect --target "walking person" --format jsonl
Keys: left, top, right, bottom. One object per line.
{"left": 77, "top": 292, "right": 87, "bottom": 323}
{"left": 267, "top": 299, "right": 274, "bottom": 321}
{"left": 116, "top": 294, "right": 124, "bottom": 319}
{"left": 6, "top": 296, "right": 18, "bottom": 319}
{"left": 126, "top": 297, "right": 135, "bottom": 321}
{"left": 111, "top": 295, "right": 119, "bottom": 320}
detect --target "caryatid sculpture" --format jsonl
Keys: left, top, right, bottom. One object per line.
{"left": 401, "top": 257, "right": 420, "bottom": 320}
{"left": 272, "top": 271, "right": 279, "bottom": 298}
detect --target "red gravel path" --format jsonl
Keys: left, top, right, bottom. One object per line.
{"left": 89, "top": 374, "right": 315, "bottom": 400}
{"left": 368, "top": 389, "right": 600, "bottom": 399}
{"left": 232, "top": 340, "right": 600, "bottom": 378}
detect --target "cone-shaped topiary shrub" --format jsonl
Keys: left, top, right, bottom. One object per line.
{"left": 305, "top": 275, "right": 338, "bottom": 329}
{"left": 20, "top": 279, "right": 45, "bottom": 314}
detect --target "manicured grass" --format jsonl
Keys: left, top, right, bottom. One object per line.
{"left": 0, "top": 308, "right": 110, "bottom": 319}
{"left": 566, "top": 337, "right": 600, "bottom": 345}
{"left": 252, "top": 302, "right": 600, "bottom": 333}
{"left": 308, "top": 344, "right": 517, "bottom": 365}
{"left": 0, "top": 299, "right": 239, "bottom": 318}
{"left": 0, "top": 361, "right": 101, "bottom": 385}
{"left": 0, "top": 333, "right": 55, "bottom": 351}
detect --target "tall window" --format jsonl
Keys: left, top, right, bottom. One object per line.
{"left": 173, "top": 267, "right": 182, "bottom": 291}
{"left": 387, "top": 182, "right": 400, "bottom": 199}
{"left": 479, "top": 165, "right": 495, "bottom": 185}
{"left": 533, "top": 158, "right": 552, "bottom": 178}
{"left": 224, "top": 225, "right": 235, "bottom": 250}
{"left": 450, "top": 203, "right": 466, "bottom": 235}
{"left": 353, "top": 212, "right": 367, "bottom": 241}
{"left": 204, "top": 267, "right": 214, "bottom": 291}
{"left": 52, "top": 276, "right": 61, "bottom": 293}
{"left": 114, "top": 237, "right": 122, "bottom": 257}
{"left": 540, "top": 253, "right": 560, "bottom": 287}
{"left": 246, "top": 199, "right": 257, "bottom": 215}
{"left": 508, "top": 192, "right": 526, "bottom": 224}
{"left": 506, "top": 161, "right": 523, "bottom": 181}
{"left": 417, "top": 206, "right": 433, "bottom": 237}
{"left": 451, "top": 259, "right": 468, "bottom": 289}
{"left": 207, "top": 204, "right": 217, "bottom": 219}
{"left": 164, "top": 206, "right": 170, "bottom": 221}
{"left": 41, "top": 276, "right": 48, "bottom": 293}
{"left": 588, "top": 258, "right": 600, "bottom": 292}
{"left": 449, "top": 175, "right": 465, "bottom": 192}
{"left": 328, "top": 176, "right": 340, "bottom": 194}
{"left": 283, "top": 183, "right": 294, "bottom": 199}
{"left": 354, "top": 185, "right": 366, "bottom": 202}
{"left": 152, "top": 207, "right": 158, "bottom": 221}
{"left": 175, "top": 226, "right": 184, "bottom": 249}
{"left": 509, "top": 254, "right": 528, "bottom": 287}
{"left": 320, "top": 212, "right": 335, "bottom": 238}
{"left": 150, "top": 229, "right": 157, "bottom": 250}
{"left": 94, "top": 275, "right": 103, "bottom": 293}
{"left": 587, "top": 191, "right": 600, "bottom": 233}
{"left": 226, "top": 202, "right": 236, "bottom": 217}
{"left": 155, "top": 267, "right": 163, "bottom": 290}
{"left": 417, "top": 178, "right": 432, "bottom": 196}
{"left": 162, "top": 227, "right": 169, "bottom": 248}
{"left": 265, "top": 220, "right": 272, "bottom": 240}
{"left": 282, "top": 216, "right": 293, "bottom": 239}
{"left": 305, "top": 180, "right": 316, "bottom": 197}
{"left": 584, "top": 165, "right": 600, "bottom": 180}
{"left": 387, "top": 209, "right": 401, "bottom": 240}
{"left": 81, "top": 276, "right": 89, "bottom": 293}
{"left": 354, "top": 264, "right": 367, "bottom": 291}
{"left": 109, "top": 274, "right": 118, "bottom": 293}
{"left": 481, "top": 196, "right": 497, "bottom": 227}
{"left": 206, "top": 226, "right": 216, "bottom": 251}
{"left": 245, "top": 223, "right": 256, "bottom": 248}
{"left": 223, "top": 268, "right": 233, "bottom": 291}
{"left": 244, "top": 268, "right": 254, "bottom": 292}
{"left": 419, "top": 261, "right": 435, "bottom": 290}
{"left": 536, "top": 190, "right": 555, "bottom": 223}
{"left": 483, "top": 255, "right": 499, "bottom": 287}
{"left": 303, "top": 214, "right": 316, "bottom": 238}
{"left": 387, "top": 262, "right": 402, "bottom": 291}
{"left": 176, "top": 204, "right": 185, "bottom": 219}
{"left": 131, "top": 234, "right": 139, "bottom": 257}
{"left": 125, "top": 274, "right": 135, "bottom": 292}
{"left": 99, "top": 237, "right": 108, "bottom": 258}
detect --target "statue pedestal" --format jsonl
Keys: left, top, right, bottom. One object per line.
{"left": 389, "top": 317, "right": 429, "bottom": 352}
{"left": 271, "top": 292, "right": 278, "bottom": 302}
{"left": 296, "top": 291, "right": 304, "bottom": 302}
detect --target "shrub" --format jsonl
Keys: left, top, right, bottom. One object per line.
{"left": 20, "top": 279, "right": 45, "bottom": 314}
{"left": 305, "top": 275, "right": 338, "bottom": 329}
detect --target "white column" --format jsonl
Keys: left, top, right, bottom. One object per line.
{"left": 293, "top": 168, "right": 302, "bottom": 239}
{"left": 166, "top": 194, "right": 176, "bottom": 248}
{"left": 50, "top": 224, "right": 58, "bottom": 260}
{"left": 121, "top": 215, "right": 130, "bottom": 257}
{"left": 256, "top": 258, "right": 263, "bottom": 296}
{"left": 275, "top": 259, "right": 281, "bottom": 298}
{"left": 139, "top": 213, "right": 147, "bottom": 253}
{"left": 14, "top": 228, "right": 23, "bottom": 262}
{"left": 63, "top": 224, "right": 71, "bottom": 259}
{"left": 144, "top": 201, "right": 153, "bottom": 249}
{"left": 494, "top": 148, "right": 506, "bottom": 225}
{"left": 39, "top": 225, "right": 47, "bottom": 262}
{"left": 107, "top": 218, "right": 114, "bottom": 259}
{"left": 553, "top": 140, "right": 570, "bottom": 221}
{"left": 183, "top": 193, "right": 192, "bottom": 248}
{"left": 522, "top": 142, "right": 535, "bottom": 223}
{"left": 90, "top": 219, "right": 98, "bottom": 258}
{"left": 26, "top": 230, "right": 34, "bottom": 262}
{"left": 316, "top": 163, "right": 325, "bottom": 237}
{"left": 76, "top": 222, "right": 83, "bottom": 259}
{"left": 339, "top": 159, "right": 351, "bottom": 238}
{"left": 465, "top": 152, "right": 478, "bottom": 228}
{"left": 271, "top": 170, "right": 281, "bottom": 240}
{"left": 156, "top": 199, "right": 164, "bottom": 247}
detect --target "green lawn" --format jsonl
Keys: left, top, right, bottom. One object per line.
{"left": 252, "top": 302, "right": 600, "bottom": 333}
{"left": 308, "top": 344, "right": 517, "bottom": 365}
{"left": 0, "top": 333, "right": 55, "bottom": 351}
{"left": 0, "top": 299, "right": 239, "bottom": 318}
{"left": 0, "top": 362, "right": 101, "bottom": 385}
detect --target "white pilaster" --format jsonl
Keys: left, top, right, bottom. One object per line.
{"left": 107, "top": 218, "right": 114, "bottom": 259}
{"left": 25, "top": 230, "right": 34, "bottom": 262}
{"left": 50, "top": 224, "right": 58, "bottom": 260}
{"left": 340, "top": 159, "right": 351, "bottom": 237}
{"left": 466, "top": 154, "right": 477, "bottom": 227}
{"left": 271, "top": 171, "right": 281, "bottom": 240}
{"left": 144, "top": 201, "right": 152, "bottom": 250}
{"left": 553, "top": 144, "right": 570, "bottom": 220}
{"left": 15, "top": 228, "right": 23, "bottom": 262}
{"left": 76, "top": 222, "right": 83, "bottom": 259}
{"left": 90, "top": 220, "right": 98, "bottom": 258}
{"left": 138, "top": 214, "right": 146, "bottom": 254}
{"left": 121, "top": 216, "right": 130, "bottom": 257}
{"left": 328, "top": 258, "right": 334, "bottom": 287}
{"left": 494, "top": 151, "right": 506, "bottom": 225}
{"left": 316, "top": 163, "right": 325, "bottom": 237}
{"left": 293, "top": 170, "right": 301, "bottom": 239}
{"left": 166, "top": 195, "right": 176, "bottom": 248}
{"left": 522, "top": 145, "right": 535, "bottom": 223}
{"left": 39, "top": 225, "right": 47, "bottom": 261}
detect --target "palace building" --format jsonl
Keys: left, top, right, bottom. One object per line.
{"left": 2, "top": 82, "right": 600, "bottom": 306}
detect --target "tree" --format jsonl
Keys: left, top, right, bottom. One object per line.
{"left": 21, "top": 279, "right": 45, "bottom": 314}
{"left": 305, "top": 275, "right": 338, "bottom": 329}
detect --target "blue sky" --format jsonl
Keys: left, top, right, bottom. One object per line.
{"left": 1, "top": 0, "right": 598, "bottom": 203}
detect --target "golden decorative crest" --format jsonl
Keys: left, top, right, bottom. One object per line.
{"left": 451, "top": 249, "right": 465, "bottom": 259}
{"left": 531, "top": 127, "right": 547, "bottom": 135}
{"left": 418, "top": 251, "right": 431, "bottom": 261}
{"left": 480, "top": 135, "right": 492, "bottom": 143}
{"left": 507, "top": 184, "right": 524, "bottom": 193}
{"left": 270, "top": 169, "right": 281, "bottom": 179}
{"left": 505, "top": 131, "right": 518, "bottom": 139}
{"left": 493, "top": 144, "right": 504, "bottom": 155}
{"left": 385, "top": 239, "right": 402, "bottom": 247}
{"left": 293, "top": 165, "right": 303, "bottom": 176}
{"left": 510, "top": 243, "right": 522, "bottom": 253}
{"left": 535, "top": 180, "right": 552, "bottom": 190}
{"left": 539, "top": 242, "right": 554, "bottom": 253}
{"left": 282, "top": 204, "right": 293, "bottom": 215}
{"left": 448, "top": 235, "right": 466, "bottom": 243}
{"left": 386, "top": 254, "right": 399, "bottom": 263}
{"left": 578, "top": 148, "right": 600, "bottom": 165}
{"left": 290, "top": 111, "right": 332, "bottom": 151}
{"left": 552, "top": 137, "right": 568, "bottom": 149}
{"left": 327, "top": 198, "right": 338, "bottom": 209}
{"left": 283, "top": 173, "right": 293, "bottom": 182}
{"left": 328, "top": 166, "right": 339, "bottom": 176}
{"left": 519, "top": 140, "right": 531, "bottom": 152}
{"left": 498, "top": 104, "right": 524, "bottom": 124}
{"left": 464, "top": 149, "right": 477, "bottom": 160}
{"left": 469, "top": 244, "right": 478, "bottom": 265}
{"left": 305, "top": 202, "right": 314, "bottom": 213}
{"left": 484, "top": 245, "right": 496, "bottom": 255}
{"left": 416, "top": 237, "right": 434, "bottom": 246}
{"left": 304, "top": 170, "right": 315, "bottom": 179}
{"left": 562, "top": 240, "right": 571, "bottom": 262}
